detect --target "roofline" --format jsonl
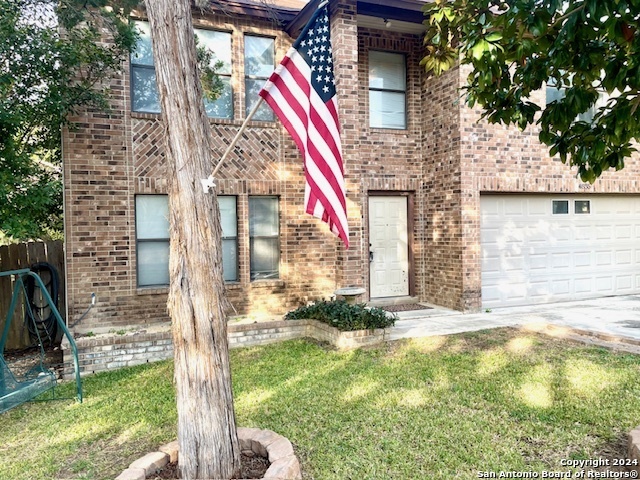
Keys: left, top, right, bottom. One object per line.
{"left": 285, "top": 0, "right": 427, "bottom": 37}
{"left": 206, "top": 0, "right": 302, "bottom": 25}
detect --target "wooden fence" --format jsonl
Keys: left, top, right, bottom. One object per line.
{"left": 0, "top": 241, "right": 65, "bottom": 351}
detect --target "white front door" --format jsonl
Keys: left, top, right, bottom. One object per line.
{"left": 368, "top": 196, "right": 409, "bottom": 298}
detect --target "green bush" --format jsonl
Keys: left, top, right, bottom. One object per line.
{"left": 285, "top": 300, "right": 397, "bottom": 331}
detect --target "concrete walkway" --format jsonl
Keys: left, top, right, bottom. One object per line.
{"left": 390, "top": 295, "right": 640, "bottom": 343}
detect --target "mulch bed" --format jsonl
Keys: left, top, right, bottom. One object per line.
{"left": 3, "top": 344, "right": 63, "bottom": 378}
{"left": 147, "top": 451, "right": 269, "bottom": 480}
{"left": 380, "top": 303, "right": 433, "bottom": 313}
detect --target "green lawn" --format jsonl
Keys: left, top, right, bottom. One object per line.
{"left": 1, "top": 328, "right": 639, "bottom": 480}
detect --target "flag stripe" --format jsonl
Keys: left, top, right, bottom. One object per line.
{"left": 265, "top": 54, "right": 344, "bottom": 190}
{"left": 261, "top": 55, "right": 347, "bottom": 222}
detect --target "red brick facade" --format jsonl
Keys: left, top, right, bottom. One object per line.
{"left": 63, "top": 0, "right": 640, "bottom": 332}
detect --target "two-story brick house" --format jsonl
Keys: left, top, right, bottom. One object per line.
{"left": 63, "top": 0, "right": 640, "bottom": 338}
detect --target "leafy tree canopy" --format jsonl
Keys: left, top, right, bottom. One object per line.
{"left": 422, "top": 0, "right": 640, "bottom": 183}
{"left": 0, "top": 0, "right": 137, "bottom": 242}
{"left": 0, "top": 0, "right": 222, "bottom": 243}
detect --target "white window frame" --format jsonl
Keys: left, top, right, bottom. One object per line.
{"left": 130, "top": 21, "right": 233, "bottom": 118}
{"left": 135, "top": 194, "right": 238, "bottom": 286}
{"left": 368, "top": 50, "right": 407, "bottom": 129}
{"left": 244, "top": 35, "right": 275, "bottom": 121}
{"left": 249, "top": 196, "right": 280, "bottom": 281}
{"left": 135, "top": 195, "right": 170, "bottom": 287}
{"left": 551, "top": 199, "right": 570, "bottom": 215}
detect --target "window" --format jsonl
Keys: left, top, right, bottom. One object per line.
{"left": 249, "top": 197, "right": 279, "bottom": 280}
{"left": 135, "top": 195, "right": 238, "bottom": 286}
{"left": 552, "top": 200, "right": 569, "bottom": 215}
{"left": 245, "top": 36, "right": 275, "bottom": 121}
{"left": 131, "top": 21, "right": 233, "bottom": 118}
{"left": 546, "top": 77, "right": 608, "bottom": 124}
{"left": 131, "top": 21, "right": 160, "bottom": 113}
{"left": 196, "top": 29, "right": 233, "bottom": 119}
{"left": 575, "top": 200, "right": 591, "bottom": 214}
{"left": 136, "top": 195, "right": 170, "bottom": 286}
{"left": 219, "top": 196, "right": 238, "bottom": 281}
{"left": 369, "top": 51, "right": 406, "bottom": 129}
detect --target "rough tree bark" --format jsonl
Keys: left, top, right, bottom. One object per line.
{"left": 144, "top": 1, "right": 241, "bottom": 478}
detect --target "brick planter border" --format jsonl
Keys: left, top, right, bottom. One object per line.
{"left": 62, "top": 320, "right": 392, "bottom": 378}
{"left": 115, "top": 428, "right": 301, "bottom": 480}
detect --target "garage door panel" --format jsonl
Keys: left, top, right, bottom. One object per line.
{"left": 551, "top": 253, "right": 571, "bottom": 269}
{"left": 527, "top": 202, "right": 547, "bottom": 216}
{"left": 596, "top": 277, "right": 613, "bottom": 292}
{"left": 481, "top": 195, "right": 640, "bottom": 308}
{"left": 574, "top": 278, "right": 592, "bottom": 293}
{"left": 617, "top": 275, "right": 633, "bottom": 290}
{"left": 573, "top": 252, "right": 592, "bottom": 268}
{"left": 596, "top": 251, "right": 613, "bottom": 266}
{"left": 551, "top": 279, "right": 570, "bottom": 295}
{"left": 615, "top": 224, "right": 632, "bottom": 237}
{"left": 505, "top": 202, "right": 524, "bottom": 215}
{"left": 530, "top": 254, "right": 548, "bottom": 269}
{"left": 596, "top": 226, "right": 613, "bottom": 240}
{"left": 616, "top": 250, "right": 633, "bottom": 265}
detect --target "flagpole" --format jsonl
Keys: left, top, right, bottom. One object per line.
{"left": 201, "top": 97, "right": 264, "bottom": 192}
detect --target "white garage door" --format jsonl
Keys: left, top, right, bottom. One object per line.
{"left": 481, "top": 195, "right": 640, "bottom": 308}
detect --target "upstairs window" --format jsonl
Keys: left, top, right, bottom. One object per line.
{"left": 245, "top": 35, "right": 275, "bottom": 121}
{"left": 196, "top": 29, "right": 233, "bottom": 119}
{"left": 546, "top": 77, "right": 608, "bottom": 124}
{"left": 131, "top": 21, "right": 233, "bottom": 118}
{"left": 369, "top": 51, "right": 406, "bottom": 129}
{"left": 131, "top": 21, "right": 160, "bottom": 114}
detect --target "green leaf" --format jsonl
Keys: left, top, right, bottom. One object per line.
{"left": 471, "top": 40, "right": 489, "bottom": 60}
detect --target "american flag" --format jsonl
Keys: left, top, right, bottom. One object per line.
{"left": 259, "top": 3, "right": 349, "bottom": 248}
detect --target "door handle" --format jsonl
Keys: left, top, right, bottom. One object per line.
{"left": 369, "top": 251, "right": 374, "bottom": 262}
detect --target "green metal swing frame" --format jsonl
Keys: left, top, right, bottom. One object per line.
{"left": 0, "top": 268, "right": 82, "bottom": 414}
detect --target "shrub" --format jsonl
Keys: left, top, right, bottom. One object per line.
{"left": 285, "top": 300, "right": 397, "bottom": 331}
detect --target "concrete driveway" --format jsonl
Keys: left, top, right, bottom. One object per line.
{"left": 390, "top": 295, "right": 640, "bottom": 343}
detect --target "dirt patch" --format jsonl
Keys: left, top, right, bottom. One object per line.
{"left": 147, "top": 451, "right": 269, "bottom": 479}
{"left": 379, "top": 303, "right": 433, "bottom": 313}
{"left": 3, "top": 344, "right": 63, "bottom": 378}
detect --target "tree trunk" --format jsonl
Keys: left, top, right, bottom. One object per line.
{"left": 144, "top": 1, "right": 241, "bottom": 478}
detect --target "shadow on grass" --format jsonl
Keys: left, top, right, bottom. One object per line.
{"left": 1, "top": 328, "right": 639, "bottom": 480}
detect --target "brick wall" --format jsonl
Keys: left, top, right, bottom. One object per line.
{"left": 421, "top": 66, "right": 465, "bottom": 309}
{"left": 63, "top": 11, "right": 340, "bottom": 335}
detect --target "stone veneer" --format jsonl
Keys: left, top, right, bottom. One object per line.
{"left": 62, "top": 320, "right": 391, "bottom": 378}
{"left": 116, "top": 427, "right": 301, "bottom": 480}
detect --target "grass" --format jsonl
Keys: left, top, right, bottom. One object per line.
{"left": 1, "top": 328, "right": 640, "bottom": 479}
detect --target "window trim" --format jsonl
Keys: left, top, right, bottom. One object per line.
{"left": 249, "top": 196, "right": 280, "bottom": 281}
{"left": 551, "top": 199, "right": 570, "bottom": 215}
{"left": 135, "top": 194, "right": 240, "bottom": 286}
{"left": 135, "top": 194, "right": 170, "bottom": 288}
{"left": 130, "top": 21, "right": 234, "bottom": 118}
{"left": 574, "top": 199, "right": 591, "bottom": 215}
{"left": 368, "top": 50, "right": 408, "bottom": 130}
{"left": 545, "top": 77, "right": 608, "bottom": 124}
{"left": 197, "top": 28, "right": 234, "bottom": 120}
{"left": 219, "top": 195, "right": 239, "bottom": 282}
